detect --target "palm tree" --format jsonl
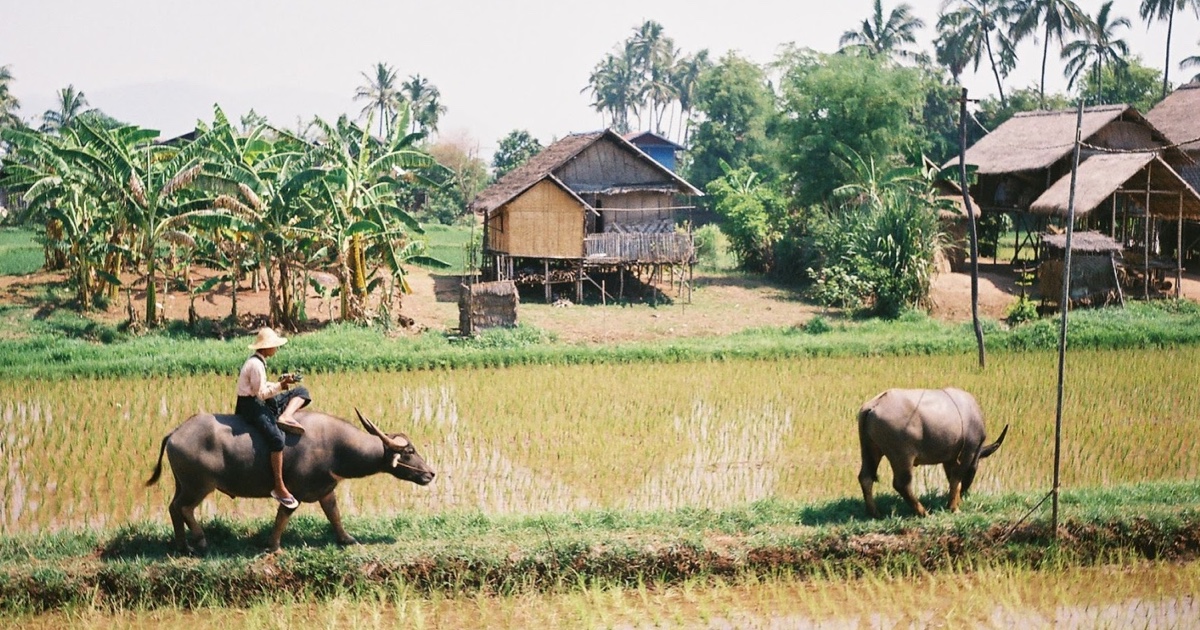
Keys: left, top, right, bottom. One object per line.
{"left": 40, "top": 85, "right": 92, "bottom": 133}
{"left": 355, "top": 62, "right": 403, "bottom": 138}
{"left": 1062, "top": 1, "right": 1131, "bottom": 98}
{"left": 627, "top": 20, "right": 680, "bottom": 133}
{"left": 583, "top": 51, "right": 640, "bottom": 132}
{"left": 1139, "top": 0, "right": 1200, "bottom": 98}
{"left": 671, "top": 50, "right": 712, "bottom": 144}
{"left": 401, "top": 74, "right": 443, "bottom": 135}
{"left": 936, "top": 0, "right": 1017, "bottom": 107}
{"left": 1183, "top": 39, "right": 1200, "bottom": 83}
{"left": 839, "top": 0, "right": 927, "bottom": 63}
{"left": 0, "top": 65, "right": 20, "bottom": 128}
{"left": 1010, "top": 0, "right": 1093, "bottom": 105}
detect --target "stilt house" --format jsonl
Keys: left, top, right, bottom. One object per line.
{"left": 471, "top": 129, "right": 702, "bottom": 302}
{"left": 1147, "top": 81, "right": 1200, "bottom": 193}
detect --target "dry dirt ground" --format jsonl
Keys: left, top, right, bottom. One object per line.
{"left": 4, "top": 264, "right": 1200, "bottom": 344}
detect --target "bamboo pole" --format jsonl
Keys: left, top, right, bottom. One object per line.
{"left": 1053, "top": 99, "right": 1084, "bottom": 538}
{"left": 1179, "top": 192, "right": 1185, "bottom": 300}
{"left": 1144, "top": 164, "right": 1152, "bottom": 300}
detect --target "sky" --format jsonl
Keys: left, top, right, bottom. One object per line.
{"left": 2, "top": 0, "right": 1197, "bottom": 160}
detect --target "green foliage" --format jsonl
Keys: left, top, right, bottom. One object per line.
{"left": 491, "top": 130, "right": 543, "bottom": 179}
{"left": 1004, "top": 294, "right": 1040, "bottom": 325}
{"left": 691, "top": 223, "right": 728, "bottom": 270}
{"left": 686, "top": 53, "right": 779, "bottom": 192}
{"left": 804, "top": 150, "right": 943, "bottom": 318}
{"left": 704, "top": 163, "right": 786, "bottom": 273}
{"left": 776, "top": 49, "right": 933, "bottom": 206}
{"left": 1078, "top": 56, "right": 1165, "bottom": 111}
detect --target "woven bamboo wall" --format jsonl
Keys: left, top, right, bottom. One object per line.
{"left": 490, "top": 180, "right": 584, "bottom": 258}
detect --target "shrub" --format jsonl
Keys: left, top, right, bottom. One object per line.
{"left": 1005, "top": 295, "right": 1039, "bottom": 326}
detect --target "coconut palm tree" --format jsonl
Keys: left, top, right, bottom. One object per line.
{"left": 0, "top": 64, "right": 20, "bottom": 128}
{"left": 627, "top": 20, "right": 680, "bottom": 133}
{"left": 671, "top": 50, "right": 712, "bottom": 144}
{"left": 583, "top": 50, "right": 641, "bottom": 132}
{"left": 1139, "top": 0, "right": 1200, "bottom": 98}
{"left": 936, "top": 0, "right": 1017, "bottom": 107}
{"left": 1010, "top": 0, "right": 1093, "bottom": 106}
{"left": 1062, "top": 1, "right": 1131, "bottom": 98}
{"left": 355, "top": 62, "right": 403, "bottom": 137}
{"left": 401, "top": 74, "right": 443, "bottom": 135}
{"left": 40, "top": 85, "right": 92, "bottom": 133}
{"left": 1183, "top": 39, "right": 1200, "bottom": 83}
{"left": 839, "top": 0, "right": 927, "bottom": 63}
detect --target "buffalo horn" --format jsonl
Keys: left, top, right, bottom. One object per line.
{"left": 980, "top": 424, "right": 1009, "bottom": 458}
{"left": 356, "top": 408, "right": 401, "bottom": 450}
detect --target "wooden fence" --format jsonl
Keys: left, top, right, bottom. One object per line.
{"left": 584, "top": 233, "right": 694, "bottom": 264}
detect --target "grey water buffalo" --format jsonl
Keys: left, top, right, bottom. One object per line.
{"left": 146, "top": 409, "right": 434, "bottom": 552}
{"left": 857, "top": 388, "right": 1007, "bottom": 518}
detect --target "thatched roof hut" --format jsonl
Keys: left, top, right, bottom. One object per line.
{"left": 955, "top": 104, "right": 1186, "bottom": 176}
{"left": 1146, "top": 81, "right": 1200, "bottom": 153}
{"left": 1029, "top": 153, "right": 1200, "bottom": 219}
{"left": 1146, "top": 81, "right": 1200, "bottom": 192}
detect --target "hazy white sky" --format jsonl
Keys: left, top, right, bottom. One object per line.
{"left": 1, "top": 0, "right": 1196, "bottom": 158}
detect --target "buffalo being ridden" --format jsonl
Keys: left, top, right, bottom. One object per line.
{"left": 147, "top": 409, "right": 435, "bottom": 552}
{"left": 857, "top": 388, "right": 1008, "bottom": 518}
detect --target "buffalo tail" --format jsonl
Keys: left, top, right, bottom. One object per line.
{"left": 145, "top": 433, "right": 171, "bottom": 486}
{"left": 980, "top": 424, "right": 1009, "bottom": 459}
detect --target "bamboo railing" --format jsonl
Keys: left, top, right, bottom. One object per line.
{"left": 584, "top": 233, "right": 694, "bottom": 264}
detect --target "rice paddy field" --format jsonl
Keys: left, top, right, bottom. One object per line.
{"left": 2, "top": 346, "right": 1199, "bottom": 627}
{"left": 2, "top": 347, "right": 1197, "bottom": 534}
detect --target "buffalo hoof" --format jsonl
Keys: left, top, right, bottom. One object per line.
{"left": 336, "top": 536, "right": 360, "bottom": 547}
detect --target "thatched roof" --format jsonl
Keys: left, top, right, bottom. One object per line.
{"left": 1029, "top": 153, "right": 1200, "bottom": 218}
{"left": 1040, "top": 231, "right": 1122, "bottom": 254}
{"left": 933, "top": 178, "right": 980, "bottom": 219}
{"left": 471, "top": 129, "right": 701, "bottom": 216}
{"left": 1146, "top": 81, "right": 1200, "bottom": 152}
{"left": 953, "top": 105, "right": 1179, "bottom": 175}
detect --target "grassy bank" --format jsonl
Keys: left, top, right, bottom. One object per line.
{"left": 0, "top": 481, "right": 1197, "bottom": 613}
{"left": 3, "top": 300, "right": 1200, "bottom": 379}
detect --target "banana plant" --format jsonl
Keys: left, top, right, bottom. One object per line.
{"left": 298, "top": 110, "right": 447, "bottom": 323}
{"left": 67, "top": 117, "right": 226, "bottom": 326}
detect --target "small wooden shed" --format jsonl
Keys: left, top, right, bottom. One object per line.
{"left": 1037, "top": 232, "right": 1124, "bottom": 309}
{"left": 458, "top": 280, "right": 519, "bottom": 335}
{"left": 1029, "top": 152, "right": 1200, "bottom": 299}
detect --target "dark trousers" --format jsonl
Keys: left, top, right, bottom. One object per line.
{"left": 236, "top": 386, "right": 311, "bottom": 452}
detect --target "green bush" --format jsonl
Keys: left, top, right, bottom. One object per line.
{"left": 1005, "top": 295, "right": 1039, "bottom": 326}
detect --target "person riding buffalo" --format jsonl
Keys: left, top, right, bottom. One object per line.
{"left": 236, "top": 327, "right": 310, "bottom": 509}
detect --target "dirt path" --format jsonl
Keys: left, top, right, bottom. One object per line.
{"left": 5, "top": 264, "right": 1198, "bottom": 343}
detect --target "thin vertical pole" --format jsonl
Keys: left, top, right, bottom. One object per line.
{"left": 1179, "top": 193, "right": 1185, "bottom": 300}
{"left": 1053, "top": 99, "right": 1084, "bottom": 536}
{"left": 959, "top": 88, "right": 986, "bottom": 368}
{"left": 1144, "top": 164, "right": 1152, "bottom": 300}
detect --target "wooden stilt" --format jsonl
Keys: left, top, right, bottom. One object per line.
{"left": 544, "top": 258, "right": 551, "bottom": 303}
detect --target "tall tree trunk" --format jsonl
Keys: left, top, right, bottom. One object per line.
{"left": 1162, "top": 6, "right": 1175, "bottom": 99}
{"left": 985, "top": 35, "right": 1008, "bottom": 108}
{"left": 959, "top": 88, "right": 986, "bottom": 369}
{"left": 1040, "top": 27, "right": 1051, "bottom": 107}
{"left": 145, "top": 248, "right": 157, "bottom": 326}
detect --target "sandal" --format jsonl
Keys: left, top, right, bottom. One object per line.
{"left": 277, "top": 417, "right": 306, "bottom": 435}
{"left": 271, "top": 490, "right": 300, "bottom": 510}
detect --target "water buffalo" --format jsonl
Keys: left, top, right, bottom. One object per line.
{"left": 857, "top": 388, "right": 1007, "bottom": 518}
{"left": 146, "top": 409, "right": 434, "bottom": 552}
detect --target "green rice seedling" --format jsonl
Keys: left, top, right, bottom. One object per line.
{"left": 1, "top": 347, "right": 1199, "bottom": 534}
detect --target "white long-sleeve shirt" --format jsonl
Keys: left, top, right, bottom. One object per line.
{"left": 236, "top": 353, "right": 284, "bottom": 400}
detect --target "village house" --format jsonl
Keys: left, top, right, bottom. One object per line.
{"left": 470, "top": 129, "right": 702, "bottom": 303}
